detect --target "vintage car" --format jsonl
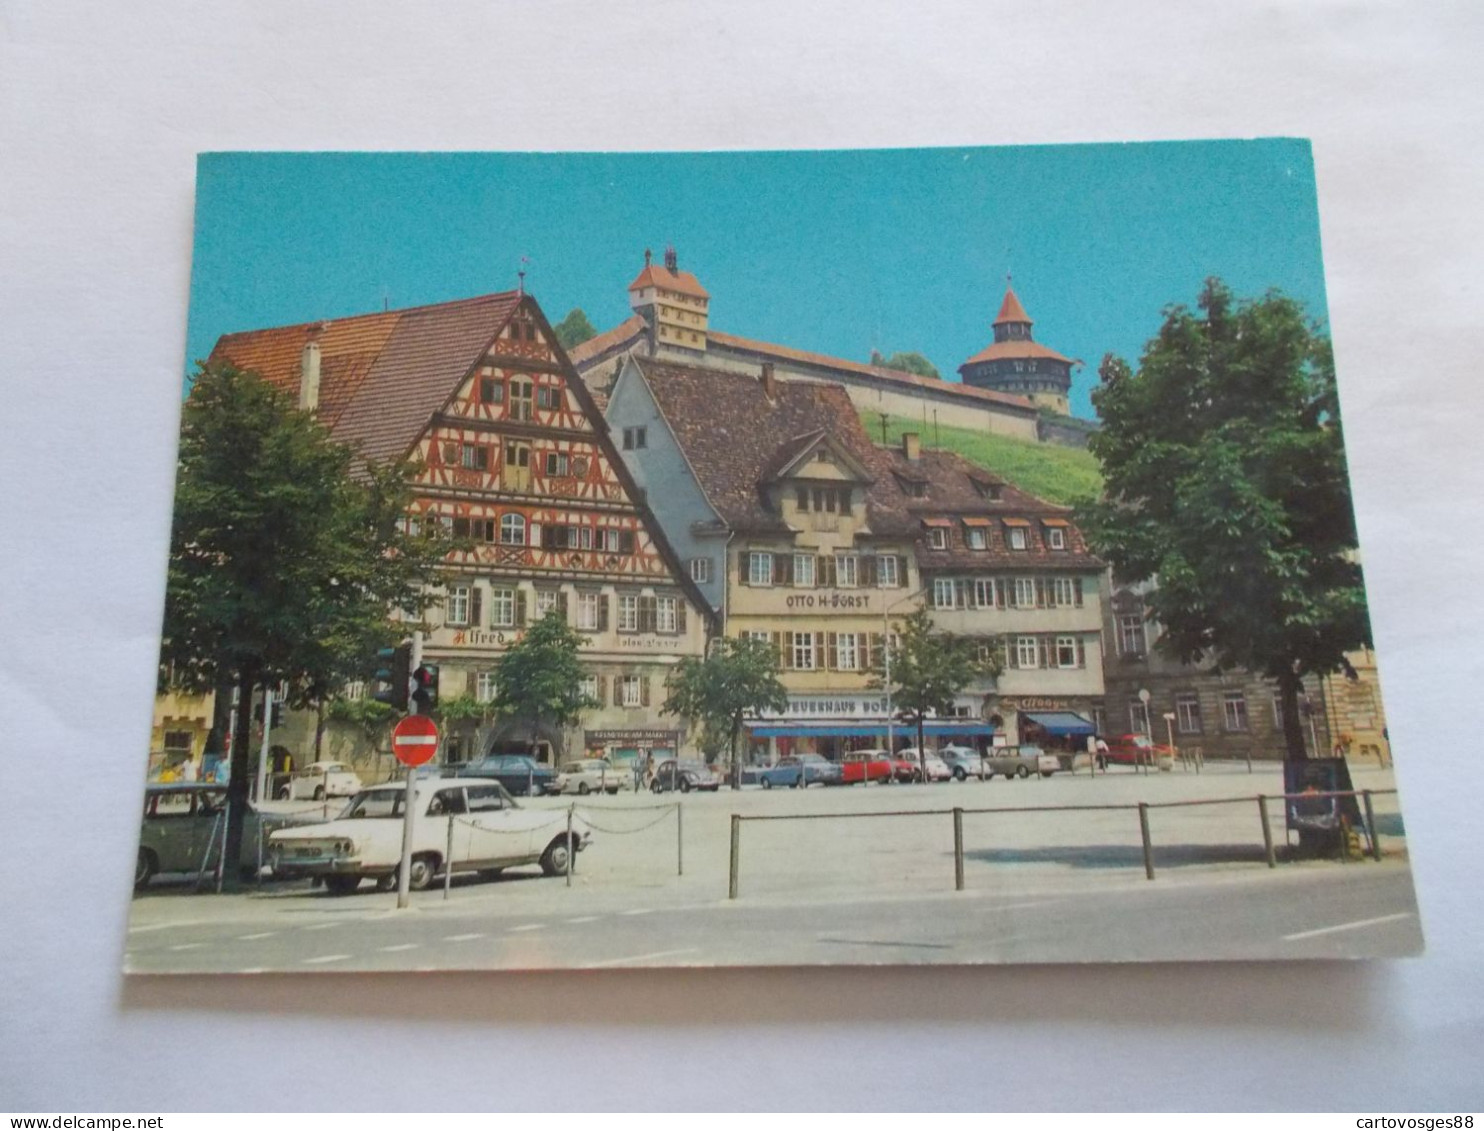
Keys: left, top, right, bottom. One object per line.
{"left": 985, "top": 744, "right": 1061, "bottom": 779}
{"left": 276, "top": 760, "right": 362, "bottom": 801}
{"left": 899, "top": 748, "right": 955, "bottom": 782}
{"left": 135, "top": 783, "right": 325, "bottom": 889}
{"left": 757, "top": 753, "right": 844, "bottom": 789}
{"left": 838, "top": 749, "right": 896, "bottom": 785}
{"left": 551, "top": 758, "right": 628, "bottom": 796}
{"left": 267, "top": 778, "right": 591, "bottom": 893}
{"left": 454, "top": 754, "right": 559, "bottom": 796}
{"left": 650, "top": 759, "right": 722, "bottom": 793}
{"left": 1098, "top": 733, "right": 1173, "bottom": 769}
{"left": 938, "top": 745, "right": 989, "bottom": 781}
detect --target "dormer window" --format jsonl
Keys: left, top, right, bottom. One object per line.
{"left": 1009, "top": 528, "right": 1028, "bottom": 550}
{"left": 1047, "top": 527, "right": 1066, "bottom": 550}
{"left": 929, "top": 528, "right": 948, "bottom": 550}
{"left": 966, "top": 527, "right": 987, "bottom": 550}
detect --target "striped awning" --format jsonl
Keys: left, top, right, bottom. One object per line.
{"left": 1001, "top": 517, "right": 1031, "bottom": 527}
{"left": 921, "top": 517, "right": 953, "bottom": 527}
{"left": 961, "top": 516, "right": 993, "bottom": 527}
{"left": 1040, "top": 517, "right": 1071, "bottom": 527}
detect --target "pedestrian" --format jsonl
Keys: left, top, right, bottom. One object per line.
{"left": 180, "top": 758, "right": 198, "bottom": 783}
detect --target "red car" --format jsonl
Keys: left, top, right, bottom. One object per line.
{"left": 838, "top": 750, "right": 897, "bottom": 785}
{"left": 1097, "top": 733, "right": 1172, "bottom": 769}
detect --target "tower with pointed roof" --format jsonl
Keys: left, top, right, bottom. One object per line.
{"left": 958, "top": 284, "right": 1075, "bottom": 416}
{"left": 627, "top": 245, "right": 710, "bottom": 359}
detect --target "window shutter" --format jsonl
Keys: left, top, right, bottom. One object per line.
{"left": 1075, "top": 636, "right": 1086, "bottom": 668}
{"left": 861, "top": 555, "right": 876, "bottom": 587}
{"left": 598, "top": 594, "right": 609, "bottom": 632}
{"left": 528, "top": 521, "right": 541, "bottom": 547}
{"left": 597, "top": 675, "right": 607, "bottom": 703}
{"left": 541, "top": 524, "right": 555, "bottom": 549}
{"left": 1035, "top": 578, "right": 1047, "bottom": 608}
{"left": 826, "top": 632, "right": 839, "bottom": 670}
{"left": 470, "top": 587, "right": 483, "bottom": 627}
{"left": 1074, "top": 578, "right": 1084, "bottom": 608}
{"left": 614, "top": 677, "right": 624, "bottom": 707}
{"left": 773, "top": 554, "right": 787, "bottom": 586}
{"left": 557, "top": 591, "right": 568, "bottom": 622}
{"left": 619, "top": 530, "right": 636, "bottom": 555}
{"left": 676, "top": 601, "right": 687, "bottom": 634}
{"left": 815, "top": 632, "right": 825, "bottom": 669}
{"left": 771, "top": 631, "right": 784, "bottom": 666}
{"left": 515, "top": 589, "right": 528, "bottom": 626}
{"left": 783, "top": 632, "right": 795, "bottom": 669}
{"left": 819, "top": 555, "right": 835, "bottom": 588}
{"left": 466, "top": 670, "right": 477, "bottom": 695}
{"left": 641, "top": 677, "right": 651, "bottom": 708}
{"left": 1039, "top": 637, "right": 1053, "bottom": 669}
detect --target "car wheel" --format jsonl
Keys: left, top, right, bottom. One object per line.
{"left": 912, "top": 770, "right": 923, "bottom": 783}
{"left": 540, "top": 835, "right": 574, "bottom": 877}
{"left": 374, "top": 875, "right": 396, "bottom": 892}
{"left": 650, "top": 780, "right": 664, "bottom": 794}
{"left": 323, "top": 874, "right": 361, "bottom": 895}
{"left": 578, "top": 782, "right": 591, "bottom": 796}
{"left": 134, "top": 848, "right": 157, "bottom": 889}
{"left": 406, "top": 854, "right": 437, "bottom": 892}
{"left": 606, "top": 786, "right": 619, "bottom": 795}
{"left": 761, "top": 777, "right": 772, "bottom": 790}
{"left": 1016, "top": 765, "right": 1030, "bottom": 779}
{"left": 312, "top": 786, "right": 326, "bottom": 801}
{"left": 276, "top": 786, "right": 291, "bottom": 800}
{"left": 953, "top": 767, "right": 967, "bottom": 782}
{"left": 680, "top": 778, "right": 692, "bottom": 794}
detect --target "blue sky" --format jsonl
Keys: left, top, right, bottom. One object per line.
{"left": 186, "top": 140, "right": 1329, "bottom": 419}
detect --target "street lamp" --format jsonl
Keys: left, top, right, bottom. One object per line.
{"left": 883, "top": 584, "right": 931, "bottom": 762}
{"left": 1162, "top": 710, "right": 1177, "bottom": 772}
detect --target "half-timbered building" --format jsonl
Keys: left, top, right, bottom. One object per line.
{"left": 207, "top": 290, "right": 713, "bottom": 770}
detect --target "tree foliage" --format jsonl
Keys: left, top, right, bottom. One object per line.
{"left": 490, "top": 611, "right": 599, "bottom": 756}
{"left": 870, "top": 349, "right": 941, "bottom": 380}
{"left": 160, "top": 360, "right": 453, "bottom": 882}
{"left": 553, "top": 308, "right": 598, "bottom": 349}
{"left": 662, "top": 636, "right": 789, "bottom": 788}
{"left": 1079, "top": 279, "right": 1370, "bottom": 759}
{"left": 870, "top": 607, "right": 996, "bottom": 771}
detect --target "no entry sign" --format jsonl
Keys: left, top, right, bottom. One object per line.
{"left": 391, "top": 714, "right": 439, "bottom": 767}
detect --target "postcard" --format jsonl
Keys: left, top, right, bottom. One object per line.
{"left": 126, "top": 142, "right": 1421, "bottom": 973}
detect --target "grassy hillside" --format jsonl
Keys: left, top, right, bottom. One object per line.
{"left": 865, "top": 413, "right": 1104, "bottom": 506}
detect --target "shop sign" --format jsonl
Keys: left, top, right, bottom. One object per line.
{"left": 1000, "top": 697, "right": 1071, "bottom": 711}
{"left": 585, "top": 729, "right": 679, "bottom": 746}
{"left": 756, "top": 694, "right": 890, "bottom": 720}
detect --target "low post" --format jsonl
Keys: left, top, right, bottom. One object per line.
{"left": 728, "top": 814, "right": 741, "bottom": 900}
{"left": 255, "top": 819, "right": 265, "bottom": 889}
{"left": 676, "top": 802, "right": 684, "bottom": 877}
{"left": 396, "top": 764, "right": 417, "bottom": 910}
{"left": 444, "top": 815, "right": 454, "bottom": 900}
{"left": 566, "top": 804, "right": 574, "bottom": 888}
{"left": 952, "top": 807, "right": 965, "bottom": 892}
{"left": 1258, "top": 794, "right": 1276, "bottom": 868}
{"left": 1245, "top": 748, "right": 1252, "bottom": 774}
{"left": 1138, "top": 803, "right": 1155, "bottom": 881}
{"left": 1363, "top": 790, "right": 1382, "bottom": 861}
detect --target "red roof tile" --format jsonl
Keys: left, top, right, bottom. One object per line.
{"left": 994, "top": 287, "right": 1032, "bottom": 325}
{"left": 960, "top": 338, "right": 1074, "bottom": 367}
{"left": 626, "top": 263, "right": 710, "bottom": 300}
{"left": 566, "top": 314, "right": 647, "bottom": 366}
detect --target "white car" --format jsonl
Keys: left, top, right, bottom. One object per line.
{"left": 277, "top": 760, "right": 362, "bottom": 801}
{"left": 551, "top": 758, "right": 628, "bottom": 796}
{"left": 899, "top": 748, "right": 954, "bottom": 782}
{"left": 268, "top": 777, "right": 591, "bottom": 893}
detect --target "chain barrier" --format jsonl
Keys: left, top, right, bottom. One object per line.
{"left": 569, "top": 804, "right": 678, "bottom": 836}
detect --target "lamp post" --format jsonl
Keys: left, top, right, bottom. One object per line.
{"left": 1138, "top": 688, "right": 1151, "bottom": 773}
{"left": 883, "top": 585, "right": 930, "bottom": 760}
{"left": 1162, "top": 710, "right": 1176, "bottom": 771}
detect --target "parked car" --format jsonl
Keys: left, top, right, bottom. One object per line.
{"left": 938, "top": 745, "right": 988, "bottom": 781}
{"left": 899, "top": 748, "right": 954, "bottom": 782}
{"left": 268, "top": 778, "right": 590, "bottom": 893}
{"left": 455, "top": 754, "right": 559, "bottom": 796}
{"left": 985, "top": 744, "right": 1060, "bottom": 779}
{"left": 1098, "top": 734, "right": 1172, "bottom": 769}
{"left": 838, "top": 749, "right": 896, "bottom": 785}
{"left": 277, "top": 760, "right": 362, "bottom": 801}
{"left": 134, "top": 784, "right": 325, "bottom": 889}
{"left": 757, "top": 753, "right": 844, "bottom": 789}
{"left": 650, "top": 759, "right": 722, "bottom": 793}
{"left": 551, "top": 758, "right": 627, "bottom": 796}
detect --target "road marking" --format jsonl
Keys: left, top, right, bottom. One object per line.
{"left": 444, "top": 933, "right": 485, "bottom": 942}
{"left": 566, "top": 916, "right": 601, "bottom": 924}
{"left": 237, "top": 932, "right": 277, "bottom": 940}
{"left": 303, "top": 922, "right": 341, "bottom": 931}
{"left": 620, "top": 908, "right": 652, "bottom": 916}
{"left": 168, "top": 943, "right": 206, "bottom": 951}
{"left": 128, "top": 920, "right": 208, "bottom": 934}
{"left": 379, "top": 943, "right": 419, "bottom": 952}
{"left": 303, "top": 953, "right": 352, "bottom": 964}
{"left": 1282, "top": 912, "right": 1414, "bottom": 941}
{"left": 508, "top": 924, "right": 544, "bottom": 932}
{"left": 239, "top": 968, "right": 268, "bottom": 974}
{"left": 587, "top": 948, "right": 698, "bottom": 967}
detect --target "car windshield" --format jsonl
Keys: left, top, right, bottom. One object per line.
{"left": 343, "top": 789, "right": 405, "bottom": 819}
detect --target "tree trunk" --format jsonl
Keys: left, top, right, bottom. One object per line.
{"left": 314, "top": 698, "right": 325, "bottom": 761}
{"left": 223, "top": 669, "right": 257, "bottom": 892}
{"left": 1277, "top": 669, "right": 1309, "bottom": 761}
{"left": 729, "top": 715, "right": 742, "bottom": 790}
{"left": 916, "top": 715, "right": 927, "bottom": 781}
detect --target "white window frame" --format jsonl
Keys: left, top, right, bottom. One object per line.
{"left": 1223, "top": 691, "right": 1250, "bottom": 733}
{"left": 1129, "top": 700, "right": 1150, "bottom": 735}
{"left": 689, "top": 557, "right": 712, "bottom": 584}
{"left": 974, "top": 578, "right": 996, "bottom": 607}
{"left": 447, "top": 585, "right": 471, "bottom": 626}
{"left": 656, "top": 596, "right": 678, "bottom": 634}
{"left": 966, "top": 527, "right": 988, "bottom": 550}
{"left": 490, "top": 587, "right": 516, "bottom": 628}
{"left": 877, "top": 555, "right": 900, "bottom": 588}
{"left": 476, "top": 671, "right": 497, "bottom": 703}
{"left": 1055, "top": 635, "right": 1078, "bottom": 668}
{"left": 535, "top": 589, "right": 560, "bottom": 620}
{"left": 933, "top": 578, "right": 957, "bottom": 609}
{"left": 620, "top": 675, "right": 643, "bottom": 707}
{"left": 793, "top": 553, "right": 816, "bottom": 588}
{"left": 1014, "top": 577, "right": 1037, "bottom": 608}
{"left": 748, "top": 551, "right": 774, "bottom": 587}
{"left": 928, "top": 527, "right": 948, "bottom": 550}
{"left": 1053, "top": 577, "right": 1077, "bottom": 607}
{"left": 499, "top": 513, "right": 526, "bottom": 546}
{"left": 793, "top": 633, "right": 816, "bottom": 671}
{"left": 578, "top": 675, "right": 599, "bottom": 702}
{"left": 1176, "top": 694, "right": 1202, "bottom": 735}
{"left": 1118, "top": 614, "right": 1146, "bottom": 655}
{"left": 617, "top": 594, "right": 639, "bottom": 633}
{"left": 1015, "top": 636, "right": 1039, "bottom": 669}
{"left": 1008, "top": 527, "right": 1028, "bottom": 550}
{"left": 576, "top": 591, "right": 601, "bottom": 631}
{"left": 835, "top": 553, "right": 859, "bottom": 588}
{"left": 1046, "top": 526, "right": 1067, "bottom": 550}
{"left": 836, "top": 632, "right": 860, "bottom": 671}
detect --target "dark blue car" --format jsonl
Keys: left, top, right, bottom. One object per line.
{"left": 455, "top": 754, "right": 559, "bottom": 796}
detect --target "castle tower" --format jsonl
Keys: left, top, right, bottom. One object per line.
{"left": 958, "top": 284, "right": 1074, "bottom": 416}
{"left": 627, "top": 246, "right": 711, "bottom": 358}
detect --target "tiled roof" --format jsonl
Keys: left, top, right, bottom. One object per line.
{"left": 208, "top": 291, "right": 521, "bottom": 462}
{"left": 707, "top": 330, "right": 1038, "bottom": 413}
{"left": 626, "top": 263, "right": 710, "bottom": 300}
{"left": 565, "top": 314, "right": 647, "bottom": 366}
{"left": 632, "top": 359, "right": 914, "bottom": 537}
{"left": 882, "top": 447, "right": 1102, "bottom": 571}
{"left": 959, "top": 338, "right": 1074, "bottom": 368}
{"left": 994, "top": 287, "right": 1032, "bottom": 326}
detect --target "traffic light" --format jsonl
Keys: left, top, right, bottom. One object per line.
{"left": 372, "top": 641, "right": 412, "bottom": 711}
{"left": 412, "top": 664, "right": 440, "bottom": 714}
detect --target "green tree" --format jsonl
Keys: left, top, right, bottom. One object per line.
{"left": 873, "top": 351, "right": 941, "bottom": 380}
{"left": 160, "top": 360, "right": 451, "bottom": 884}
{"left": 553, "top": 308, "right": 598, "bottom": 349}
{"left": 662, "top": 637, "right": 788, "bottom": 789}
{"left": 489, "top": 611, "right": 599, "bottom": 760}
{"left": 871, "top": 607, "right": 996, "bottom": 778}
{"left": 1080, "top": 279, "right": 1370, "bottom": 761}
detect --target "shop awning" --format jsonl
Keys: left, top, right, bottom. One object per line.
{"left": 1020, "top": 711, "right": 1096, "bottom": 737}
{"left": 961, "top": 516, "right": 993, "bottom": 527}
{"left": 745, "top": 721, "right": 1000, "bottom": 739}
{"left": 1040, "top": 517, "right": 1071, "bottom": 526}
{"left": 1001, "top": 517, "right": 1031, "bottom": 526}
{"left": 921, "top": 517, "right": 953, "bottom": 527}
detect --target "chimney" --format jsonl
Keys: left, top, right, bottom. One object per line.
{"left": 299, "top": 333, "right": 323, "bottom": 412}
{"left": 665, "top": 245, "right": 678, "bottom": 273}
{"left": 901, "top": 431, "right": 921, "bottom": 461}
{"left": 760, "top": 361, "right": 777, "bottom": 399}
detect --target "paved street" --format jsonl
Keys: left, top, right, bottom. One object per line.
{"left": 125, "top": 761, "right": 1421, "bottom": 972}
